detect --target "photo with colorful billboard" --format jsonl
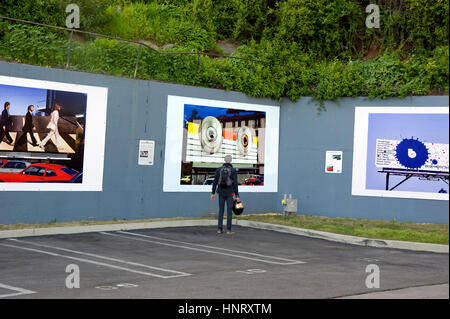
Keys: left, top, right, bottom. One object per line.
{"left": 163, "top": 96, "right": 279, "bottom": 192}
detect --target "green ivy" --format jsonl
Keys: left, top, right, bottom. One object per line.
{"left": 0, "top": 0, "right": 448, "bottom": 107}
{"left": 0, "top": 25, "right": 67, "bottom": 67}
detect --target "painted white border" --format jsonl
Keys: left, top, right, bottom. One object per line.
{"left": 163, "top": 95, "right": 279, "bottom": 192}
{"left": 0, "top": 75, "right": 108, "bottom": 191}
{"left": 351, "top": 106, "right": 449, "bottom": 201}
{"left": 0, "top": 283, "right": 36, "bottom": 298}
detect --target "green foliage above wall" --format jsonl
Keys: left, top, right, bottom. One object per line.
{"left": 0, "top": 0, "right": 448, "bottom": 105}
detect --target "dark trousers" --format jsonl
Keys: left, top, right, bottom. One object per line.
{"left": 218, "top": 194, "right": 233, "bottom": 231}
{"left": 24, "top": 130, "right": 37, "bottom": 145}
{"left": 0, "top": 127, "right": 13, "bottom": 144}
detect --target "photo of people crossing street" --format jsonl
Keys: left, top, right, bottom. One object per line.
{"left": 0, "top": 76, "right": 107, "bottom": 191}
{"left": 0, "top": 83, "right": 86, "bottom": 183}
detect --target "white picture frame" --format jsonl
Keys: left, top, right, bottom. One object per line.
{"left": 0, "top": 75, "right": 108, "bottom": 191}
{"left": 163, "top": 95, "right": 280, "bottom": 192}
{"left": 351, "top": 106, "right": 449, "bottom": 201}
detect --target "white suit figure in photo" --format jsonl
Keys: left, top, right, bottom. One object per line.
{"left": 39, "top": 104, "right": 62, "bottom": 149}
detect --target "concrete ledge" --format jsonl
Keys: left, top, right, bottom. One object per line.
{"left": 235, "top": 220, "right": 449, "bottom": 254}
{"left": 337, "top": 283, "right": 449, "bottom": 299}
{"left": 0, "top": 219, "right": 217, "bottom": 239}
{"left": 1, "top": 218, "right": 448, "bottom": 254}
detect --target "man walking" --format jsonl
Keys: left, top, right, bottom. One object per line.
{"left": 211, "top": 155, "right": 240, "bottom": 234}
{"left": 22, "top": 105, "right": 38, "bottom": 147}
{"left": 0, "top": 102, "right": 15, "bottom": 146}
{"left": 39, "top": 103, "right": 62, "bottom": 149}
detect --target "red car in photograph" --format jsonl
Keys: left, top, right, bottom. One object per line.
{"left": 0, "top": 163, "right": 78, "bottom": 183}
{"left": 0, "top": 159, "right": 8, "bottom": 167}
{"left": 243, "top": 177, "right": 264, "bottom": 186}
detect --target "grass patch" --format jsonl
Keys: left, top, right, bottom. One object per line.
{"left": 238, "top": 214, "right": 449, "bottom": 245}
{"left": 1, "top": 214, "right": 448, "bottom": 245}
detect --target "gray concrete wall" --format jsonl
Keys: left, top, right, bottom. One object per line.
{"left": 278, "top": 96, "right": 449, "bottom": 224}
{"left": 0, "top": 62, "right": 448, "bottom": 224}
{"left": 0, "top": 62, "right": 279, "bottom": 224}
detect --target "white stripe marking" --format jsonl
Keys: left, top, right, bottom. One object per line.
{"left": 26, "top": 133, "right": 43, "bottom": 152}
{"left": 8, "top": 238, "right": 191, "bottom": 277}
{"left": 0, "top": 283, "right": 36, "bottom": 299}
{"left": 120, "top": 231, "right": 302, "bottom": 262}
{"left": 2, "top": 241, "right": 191, "bottom": 279}
{"left": 50, "top": 134, "right": 74, "bottom": 154}
{"left": 101, "top": 231, "right": 305, "bottom": 265}
{"left": 0, "top": 132, "right": 16, "bottom": 150}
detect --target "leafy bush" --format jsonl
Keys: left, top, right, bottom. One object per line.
{"left": 192, "top": 0, "right": 272, "bottom": 42}
{"left": 273, "top": 0, "right": 366, "bottom": 58}
{"left": 0, "top": 24, "right": 68, "bottom": 67}
{"left": 0, "top": 0, "right": 448, "bottom": 107}
{"left": 0, "top": 0, "right": 113, "bottom": 33}
{"left": 0, "top": 0, "right": 65, "bottom": 27}
{"left": 424, "top": 45, "right": 449, "bottom": 92}
{"left": 102, "top": 2, "right": 215, "bottom": 51}
{"left": 405, "top": 0, "right": 449, "bottom": 51}
{"left": 70, "top": 38, "right": 139, "bottom": 76}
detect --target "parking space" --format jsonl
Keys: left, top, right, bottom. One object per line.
{"left": 0, "top": 226, "right": 448, "bottom": 298}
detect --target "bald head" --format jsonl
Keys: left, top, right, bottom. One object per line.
{"left": 224, "top": 155, "right": 232, "bottom": 163}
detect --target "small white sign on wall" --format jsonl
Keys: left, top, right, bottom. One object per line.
{"left": 325, "top": 151, "right": 343, "bottom": 174}
{"left": 138, "top": 140, "right": 155, "bottom": 166}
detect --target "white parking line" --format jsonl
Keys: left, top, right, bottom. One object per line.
{"left": 236, "top": 269, "right": 267, "bottom": 275}
{"left": 0, "top": 283, "right": 36, "bottom": 299}
{"left": 118, "top": 231, "right": 305, "bottom": 263}
{"left": 1, "top": 240, "right": 191, "bottom": 279}
{"left": 100, "top": 231, "right": 305, "bottom": 265}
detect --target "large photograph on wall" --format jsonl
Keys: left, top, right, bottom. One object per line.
{"left": 163, "top": 96, "right": 279, "bottom": 192}
{"left": 0, "top": 76, "right": 108, "bottom": 191}
{"left": 352, "top": 107, "right": 449, "bottom": 201}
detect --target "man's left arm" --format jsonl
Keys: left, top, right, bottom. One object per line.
{"left": 233, "top": 169, "right": 240, "bottom": 200}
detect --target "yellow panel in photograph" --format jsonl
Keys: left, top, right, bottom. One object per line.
{"left": 188, "top": 122, "right": 199, "bottom": 135}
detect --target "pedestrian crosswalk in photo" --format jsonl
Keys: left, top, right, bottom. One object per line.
{"left": 0, "top": 132, "right": 78, "bottom": 154}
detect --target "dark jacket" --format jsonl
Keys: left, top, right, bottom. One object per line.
{"left": 22, "top": 112, "right": 34, "bottom": 132}
{"left": 212, "top": 163, "right": 239, "bottom": 196}
{"left": 1, "top": 109, "right": 10, "bottom": 127}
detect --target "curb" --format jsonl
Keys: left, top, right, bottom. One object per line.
{"left": 335, "top": 283, "right": 449, "bottom": 299}
{"left": 235, "top": 220, "right": 449, "bottom": 254}
{"left": 0, "top": 219, "right": 217, "bottom": 239}
{"left": 0, "top": 219, "right": 448, "bottom": 254}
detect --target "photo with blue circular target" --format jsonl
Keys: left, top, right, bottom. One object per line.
{"left": 365, "top": 112, "right": 449, "bottom": 196}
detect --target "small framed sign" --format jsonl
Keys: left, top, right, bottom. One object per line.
{"left": 325, "top": 151, "right": 343, "bottom": 174}
{"left": 138, "top": 140, "right": 155, "bottom": 166}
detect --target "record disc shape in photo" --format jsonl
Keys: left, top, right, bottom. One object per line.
{"left": 237, "top": 126, "right": 253, "bottom": 156}
{"left": 199, "top": 116, "right": 223, "bottom": 154}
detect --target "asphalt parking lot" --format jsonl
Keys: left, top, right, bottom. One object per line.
{"left": 0, "top": 226, "right": 448, "bottom": 299}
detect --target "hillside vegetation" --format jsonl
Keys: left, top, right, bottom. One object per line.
{"left": 0, "top": 0, "right": 448, "bottom": 106}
